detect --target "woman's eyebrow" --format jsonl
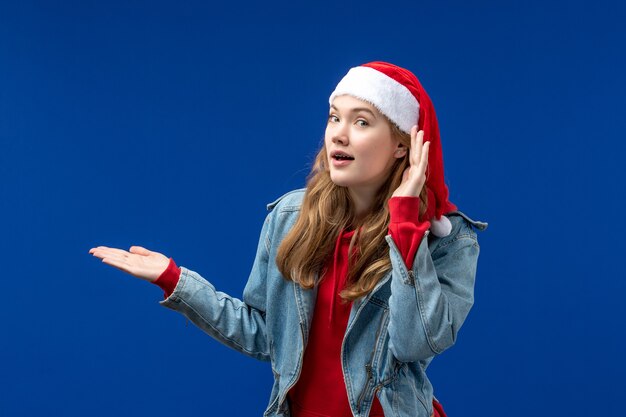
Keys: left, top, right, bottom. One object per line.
{"left": 330, "top": 105, "right": 377, "bottom": 118}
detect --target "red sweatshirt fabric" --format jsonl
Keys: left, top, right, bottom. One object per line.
{"left": 153, "top": 256, "right": 180, "bottom": 298}
{"left": 287, "top": 197, "right": 431, "bottom": 417}
{"left": 153, "top": 197, "right": 446, "bottom": 417}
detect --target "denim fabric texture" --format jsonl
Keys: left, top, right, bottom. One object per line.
{"left": 159, "top": 188, "right": 487, "bottom": 417}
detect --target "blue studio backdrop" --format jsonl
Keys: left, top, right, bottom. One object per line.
{"left": 1, "top": 1, "right": 625, "bottom": 416}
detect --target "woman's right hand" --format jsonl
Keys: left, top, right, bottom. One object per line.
{"left": 89, "top": 245, "right": 170, "bottom": 283}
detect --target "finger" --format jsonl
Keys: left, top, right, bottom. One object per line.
{"left": 90, "top": 246, "right": 110, "bottom": 254}
{"left": 90, "top": 248, "right": 111, "bottom": 259}
{"left": 409, "top": 126, "right": 418, "bottom": 156}
{"left": 417, "top": 141, "right": 430, "bottom": 176}
{"left": 411, "top": 130, "right": 424, "bottom": 167}
{"left": 101, "top": 257, "right": 132, "bottom": 273}
{"left": 90, "top": 248, "right": 130, "bottom": 262}
{"left": 129, "top": 246, "right": 151, "bottom": 256}
{"left": 91, "top": 246, "right": 130, "bottom": 257}
{"left": 91, "top": 247, "right": 128, "bottom": 257}
{"left": 103, "top": 247, "right": 132, "bottom": 257}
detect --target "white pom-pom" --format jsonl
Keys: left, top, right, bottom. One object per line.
{"left": 430, "top": 215, "right": 452, "bottom": 237}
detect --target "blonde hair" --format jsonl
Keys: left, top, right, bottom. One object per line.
{"left": 276, "top": 119, "right": 428, "bottom": 300}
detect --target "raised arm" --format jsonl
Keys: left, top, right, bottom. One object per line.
{"left": 386, "top": 125, "right": 481, "bottom": 362}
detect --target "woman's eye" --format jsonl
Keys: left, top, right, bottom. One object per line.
{"left": 328, "top": 115, "right": 339, "bottom": 123}
{"left": 356, "top": 119, "right": 369, "bottom": 127}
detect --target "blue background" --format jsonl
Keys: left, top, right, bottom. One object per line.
{"left": 1, "top": 0, "right": 625, "bottom": 415}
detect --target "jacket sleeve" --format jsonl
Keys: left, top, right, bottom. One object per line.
{"left": 158, "top": 212, "right": 273, "bottom": 362}
{"left": 386, "top": 216, "right": 480, "bottom": 363}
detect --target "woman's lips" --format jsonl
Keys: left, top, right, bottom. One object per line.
{"left": 331, "top": 157, "right": 353, "bottom": 167}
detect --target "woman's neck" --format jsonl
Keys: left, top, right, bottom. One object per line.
{"left": 348, "top": 187, "right": 377, "bottom": 222}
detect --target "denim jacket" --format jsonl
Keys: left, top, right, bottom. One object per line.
{"left": 160, "top": 189, "right": 488, "bottom": 417}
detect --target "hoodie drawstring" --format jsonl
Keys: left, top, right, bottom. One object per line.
{"left": 328, "top": 230, "right": 344, "bottom": 326}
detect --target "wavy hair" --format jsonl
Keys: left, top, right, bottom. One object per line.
{"left": 276, "top": 120, "right": 429, "bottom": 301}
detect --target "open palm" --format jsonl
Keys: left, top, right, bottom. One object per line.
{"left": 392, "top": 126, "right": 430, "bottom": 198}
{"left": 89, "top": 245, "right": 169, "bottom": 282}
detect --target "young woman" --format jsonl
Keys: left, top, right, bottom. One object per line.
{"left": 89, "top": 61, "right": 487, "bottom": 417}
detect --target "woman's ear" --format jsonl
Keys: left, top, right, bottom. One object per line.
{"left": 394, "top": 145, "right": 407, "bottom": 159}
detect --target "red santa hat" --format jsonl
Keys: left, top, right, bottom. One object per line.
{"left": 329, "top": 61, "right": 458, "bottom": 237}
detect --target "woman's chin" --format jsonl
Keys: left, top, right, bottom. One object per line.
{"left": 329, "top": 174, "right": 352, "bottom": 188}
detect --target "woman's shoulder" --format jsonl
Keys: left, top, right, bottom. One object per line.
{"left": 429, "top": 210, "right": 488, "bottom": 250}
{"left": 446, "top": 210, "right": 488, "bottom": 233}
{"left": 266, "top": 188, "right": 306, "bottom": 213}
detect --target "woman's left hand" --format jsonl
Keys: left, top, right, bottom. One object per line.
{"left": 89, "top": 245, "right": 170, "bottom": 283}
{"left": 392, "top": 126, "right": 430, "bottom": 197}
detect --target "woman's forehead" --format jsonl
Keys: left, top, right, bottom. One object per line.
{"left": 330, "top": 95, "right": 381, "bottom": 115}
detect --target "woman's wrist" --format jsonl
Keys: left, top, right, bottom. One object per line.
{"left": 388, "top": 196, "right": 422, "bottom": 224}
{"left": 153, "top": 258, "right": 181, "bottom": 297}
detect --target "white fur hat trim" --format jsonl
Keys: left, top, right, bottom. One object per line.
{"left": 329, "top": 66, "right": 419, "bottom": 134}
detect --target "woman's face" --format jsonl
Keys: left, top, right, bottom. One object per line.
{"left": 325, "top": 95, "right": 405, "bottom": 198}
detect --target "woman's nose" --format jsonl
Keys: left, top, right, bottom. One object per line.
{"left": 331, "top": 124, "right": 349, "bottom": 145}
{"left": 332, "top": 134, "right": 348, "bottom": 145}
